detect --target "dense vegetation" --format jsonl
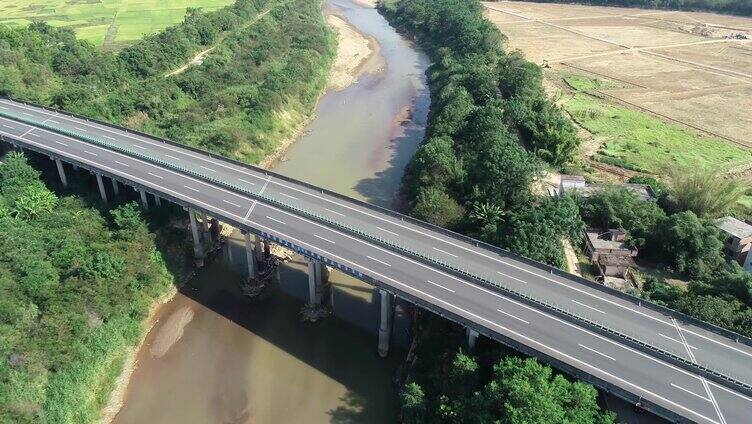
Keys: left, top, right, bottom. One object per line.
{"left": 517, "top": 0, "right": 752, "bottom": 16}
{"left": 378, "top": 0, "right": 620, "bottom": 421}
{"left": 0, "top": 153, "right": 174, "bottom": 423}
{"left": 380, "top": 0, "right": 584, "bottom": 269}
{"left": 400, "top": 316, "right": 616, "bottom": 423}
{"left": 0, "top": 0, "right": 336, "bottom": 163}
{"left": 580, "top": 184, "right": 752, "bottom": 337}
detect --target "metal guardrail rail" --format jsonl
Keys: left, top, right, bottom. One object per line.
{"left": 2, "top": 107, "right": 751, "bottom": 397}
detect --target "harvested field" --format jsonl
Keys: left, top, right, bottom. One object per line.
{"left": 483, "top": 1, "right": 752, "bottom": 150}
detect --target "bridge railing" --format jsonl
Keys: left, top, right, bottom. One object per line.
{"left": 5, "top": 97, "right": 751, "bottom": 353}
{"left": 2, "top": 106, "right": 751, "bottom": 396}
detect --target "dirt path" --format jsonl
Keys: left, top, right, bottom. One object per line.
{"left": 164, "top": 7, "right": 277, "bottom": 78}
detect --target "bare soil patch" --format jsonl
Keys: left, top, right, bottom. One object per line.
{"left": 483, "top": 1, "right": 752, "bottom": 150}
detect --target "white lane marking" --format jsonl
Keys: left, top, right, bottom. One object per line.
{"left": 660, "top": 333, "right": 698, "bottom": 350}
{"left": 278, "top": 192, "right": 298, "bottom": 200}
{"left": 55, "top": 140, "right": 69, "bottom": 146}
{"left": 201, "top": 165, "right": 216, "bottom": 172}
{"left": 0, "top": 106, "right": 6, "bottom": 109}
{"left": 22, "top": 112, "right": 33, "bottom": 117}
{"left": 103, "top": 135, "right": 115, "bottom": 140}
{"left": 672, "top": 383, "right": 711, "bottom": 402}
{"left": 184, "top": 185, "right": 200, "bottom": 193}
{"left": 708, "top": 380, "right": 752, "bottom": 403}
{"left": 325, "top": 208, "right": 346, "bottom": 217}
{"left": 48, "top": 119, "right": 59, "bottom": 124}
{"left": 497, "top": 294, "right": 703, "bottom": 382}
{"left": 83, "top": 150, "right": 97, "bottom": 156}
{"left": 75, "top": 127, "right": 87, "bottom": 132}
{"left": 114, "top": 161, "right": 130, "bottom": 167}
{"left": 376, "top": 226, "right": 399, "bottom": 237}
{"left": 572, "top": 299, "right": 606, "bottom": 314}
{"left": 242, "top": 176, "right": 271, "bottom": 222}
{"left": 496, "top": 308, "right": 529, "bottom": 324}
{"left": 165, "top": 154, "right": 181, "bottom": 161}
{"left": 223, "top": 199, "right": 241, "bottom": 208}
{"left": 497, "top": 270, "right": 528, "bottom": 284}
{"left": 367, "top": 256, "right": 391, "bottom": 267}
{"left": 147, "top": 172, "right": 163, "bottom": 179}
{"left": 0, "top": 128, "right": 726, "bottom": 424}
{"left": 2, "top": 125, "right": 15, "bottom": 130}
{"left": 249, "top": 199, "right": 723, "bottom": 395}
{"left": 9, "top": 101, "right": 735, "bottom": 358}
{"left": 20, "top": 128, "right": 35, "bottom": 137}
{"left": 427, "top": 280, "right": 455, "bottom": 293}
{"left": 235, "top": 218, "right": 720, "bottom": 424}
{"left": 134, "top": 145, "right": 147, "bottom": 150}
{"left": 674, "top": 319, "right": 727, "bottom": 424}
{"left": 433, "top": 247, "right": 458, "bottom": 258}
{"left": 238, "top": 178, "right": 255, "bottom": 186}
{"left": 579, "top": 344, "right": 616, "bottom": 361}
{"left": 314, "top": 234, "right": 336, "bottom": 244}
{"left": 266, "top": 216, "right": 286, "bottom": 225}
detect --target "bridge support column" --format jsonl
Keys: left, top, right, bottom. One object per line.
{"left": 55, "top": 159, "right": 67, "bottom": 188}
{"left": 307, "top": 259, "right": 326, "bottom": 306}
{"left": 111, "top": 179, "right": 119, "bottom": 196}
{"left": 188, "top": 208, "right": 205, "bottom": 267}
{"left": 139, "top": 190, "right": 149, "bottom": 209}
{"left": 200, "top": 212, "right": 211, "bottom": 243}
{"left": 467, "top": 328, "right": 479, "bottom": 350}
{"left": 378, "top": 289, "right": 392, "bottom": 358}
{"left": 255, "top": 235, "right": 264, "bottom": 262}
{"left": 95, "top": 174, "right": 107, "bottom": 203}
{"left": 244, "top": 231, "right": 257, "bottom": 279}
{"left": 154, "top": 195, "right": 162, "bottom": 207}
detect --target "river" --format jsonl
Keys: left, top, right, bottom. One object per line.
{"left": 111, "top": 1, "right": 430, "bottom": 423}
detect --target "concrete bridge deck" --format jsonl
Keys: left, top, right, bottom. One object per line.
{"left": 1, "top": 98, "right": 751, "bottom": 423}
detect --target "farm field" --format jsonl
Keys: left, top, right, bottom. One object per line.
{"left": 0, "top": 0, "right": 234, "bottom": 49}
{"left": 483, "top": 1, "right": 752, "bottom": 176}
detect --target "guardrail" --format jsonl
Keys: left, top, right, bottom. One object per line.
{"left": 6, "top": 96, "right": 751, "bottom": 351}
{"left": 2, "top": 107, "right": 751, "bottom": 397}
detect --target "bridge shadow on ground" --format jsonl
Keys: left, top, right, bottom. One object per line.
{"left": 180, "top": 258, "right": 402, "bottom": 423}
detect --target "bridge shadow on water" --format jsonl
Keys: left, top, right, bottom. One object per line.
{"left": 180, "top": 257, "right": 402, "bottom": 423}
{"left": 352, "top": 84, "right": 429, "bottom": 207}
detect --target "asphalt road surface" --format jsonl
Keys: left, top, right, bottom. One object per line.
{"left": 1, "top": 99, "right": 751, "bottom": 423}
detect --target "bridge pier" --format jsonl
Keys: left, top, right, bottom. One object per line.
{"left": 139, "top": 190, "right": 149, "bottom": 209}
{"left": 95, "top": 173, "right": 107, "bottom": 203}
{"left": 112, "top": 179, "right": 119, "bottom": 196}
{"left": 378, "top": 289, "right": 392, "bottom": 358}
{"left": 467, "top": 328, "right": 479, "bottom": 350}
{"left": 188, "top": 208, "right": 205, "bottom": 267}
{"left": 55, "top": 159, "right": 67, "bottom": 188}
{"left": 244, "top": 231, "right": 257, "bottom": 279}
{"left": 200, "top": 212, "right": 211, "bottom": 242}
{"left": 307, "top": 259, "right": 327, "bottom": 306}
{"left": 154, "top": 195, "right": 162, "bottom": 207}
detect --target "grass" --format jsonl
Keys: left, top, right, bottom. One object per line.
{"left": 563, "top": 90, "right": 752, "bottom": 175}
{"left": 0, "top": 0, "right": 235, "bottom": 48}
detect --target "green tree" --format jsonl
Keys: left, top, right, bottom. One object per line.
{"left": 484, "top": 357, "right": 616, "bottom": 424}
{"left": 411, "top": 186, "right": 465, "bottom": 228}
{"left": 503, "top": 196, "right": 585, "bottom": 267}
{"left": 653, "top": 211, "right": 725, "bottom": 278}
{"left": 401, "top": 382, "right": 426, "bottom": 424}
{"left": 581, "top": 186, "right": 666, "bottom": 248}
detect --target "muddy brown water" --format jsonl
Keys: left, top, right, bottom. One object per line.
{"left": 112, "top": 1, "right": 429, "bottom": 423}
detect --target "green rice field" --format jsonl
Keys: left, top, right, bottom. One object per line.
{"left": 0, "top": 0, "right": 234, "bottom": 48}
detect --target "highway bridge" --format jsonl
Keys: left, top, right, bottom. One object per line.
{"left": 1, "top": 98, "right": 751, "bottom": 423}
